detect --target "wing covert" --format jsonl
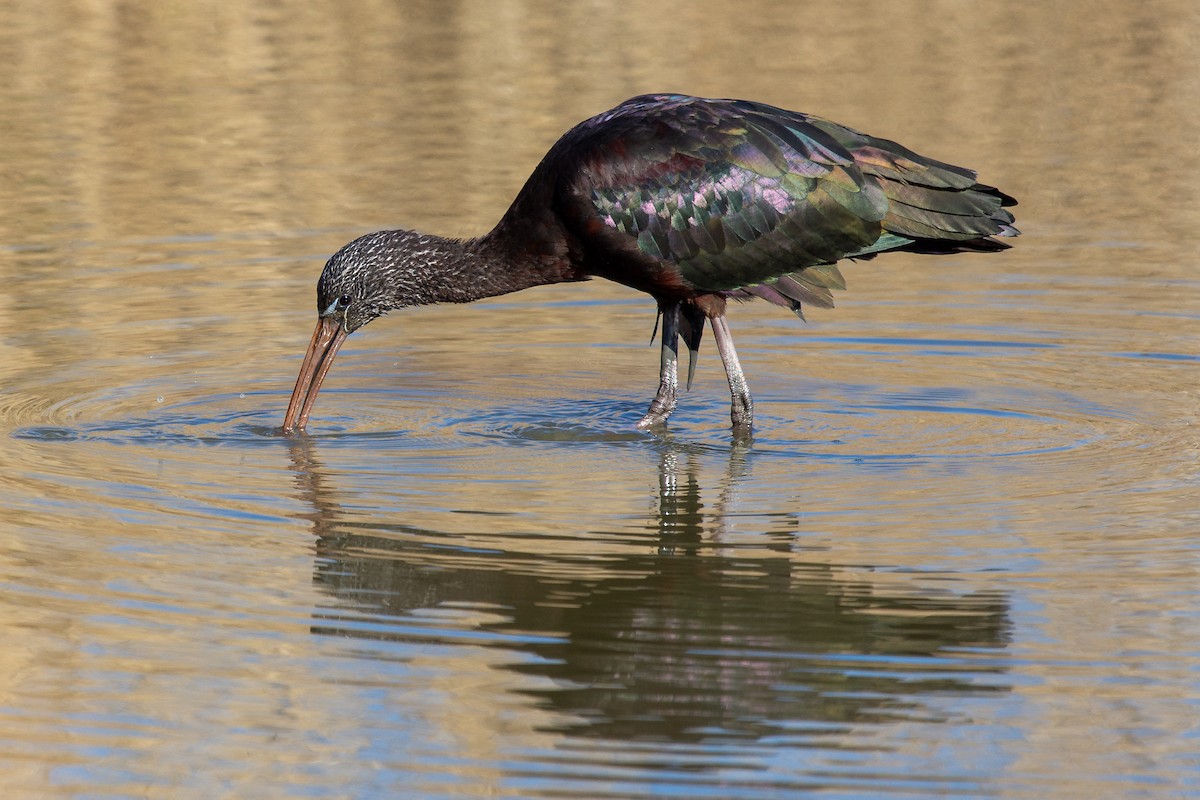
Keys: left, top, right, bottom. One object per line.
{"left": 519, "top": 94, "right": 1015, "bottom": 315}
{"left": 560, "top": 96, "right": 890, "bottom": 294}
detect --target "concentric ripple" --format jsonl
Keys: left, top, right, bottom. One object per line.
{"left": 9, "top": 369, "right": 1131, "bottom": 463}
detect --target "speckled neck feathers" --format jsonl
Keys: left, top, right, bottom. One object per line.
{"left": 317, "top": 229, "right": 581, "bottom": 330}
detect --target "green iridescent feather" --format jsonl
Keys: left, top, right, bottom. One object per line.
{"left": 550, "top": 94, "right": 1015, "bottom": 314}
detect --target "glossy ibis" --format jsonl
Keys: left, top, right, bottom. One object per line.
{"left": 283, "top": 94, "right": 1017, "bottom": 433}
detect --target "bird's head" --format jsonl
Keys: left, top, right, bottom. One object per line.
{"left": 315, "top": 229, "right": 430, "bottom": 334}
{"left": 282, "top": 229, "right": 431, "bottom": 433}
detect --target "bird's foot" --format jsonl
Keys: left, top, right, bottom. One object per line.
{"left": 637, "top": 382, "right": 677, "bottom": 428}
{"left": 637, "top": 404, "right": 675, "bottom": 428}
{"left": 730, "top": 396, "right": 753, "bottom": 432}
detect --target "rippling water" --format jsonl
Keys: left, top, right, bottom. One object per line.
{"left": 2, "top": 2, "right": 1199, "bottom": 798}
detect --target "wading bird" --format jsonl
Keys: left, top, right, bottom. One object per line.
{"left": 283, "top": 94, "right": 1017, "bottom": 434}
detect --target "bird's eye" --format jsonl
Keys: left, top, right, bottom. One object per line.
{"left": 321, "top": 294, "right": 354, "bottom": 317}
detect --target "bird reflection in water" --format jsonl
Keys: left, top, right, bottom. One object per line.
{"left": 285, "top": 438, "right": 1012, "bottom": 746}
{"left": 654, "top": 438, "right": 752, "bottom": 556}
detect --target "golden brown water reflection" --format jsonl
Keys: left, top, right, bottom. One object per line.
{"left": 1, "top": 1, "right": 1198, "bottom": 798}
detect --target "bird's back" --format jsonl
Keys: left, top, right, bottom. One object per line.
{"left": 489, "top": 94, "right": 1017, "bottom": 313}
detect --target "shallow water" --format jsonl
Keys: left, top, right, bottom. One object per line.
{"left": 2, "top": 1, "right": 1199, "bottom": 798}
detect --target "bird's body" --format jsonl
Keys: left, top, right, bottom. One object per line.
{"left": 284, "top": 94, "right": 1018, "bottom": 434}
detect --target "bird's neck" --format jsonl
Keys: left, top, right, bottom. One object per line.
{"left": 401, "top": 229, "right": 579, "bottom": 306}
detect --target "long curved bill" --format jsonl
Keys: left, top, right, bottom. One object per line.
{"left": 282, "top": 316, "right": 349, "bottom": 433}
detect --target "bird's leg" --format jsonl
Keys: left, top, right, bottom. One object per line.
{"left": 679, "top": 302, "right": 706, "bottom": 391}
{"left": 638, "top": 301, "right": 680, "bottom": 428}
{"left": 710, "top": 314, "right": 753, "bottom": 431}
